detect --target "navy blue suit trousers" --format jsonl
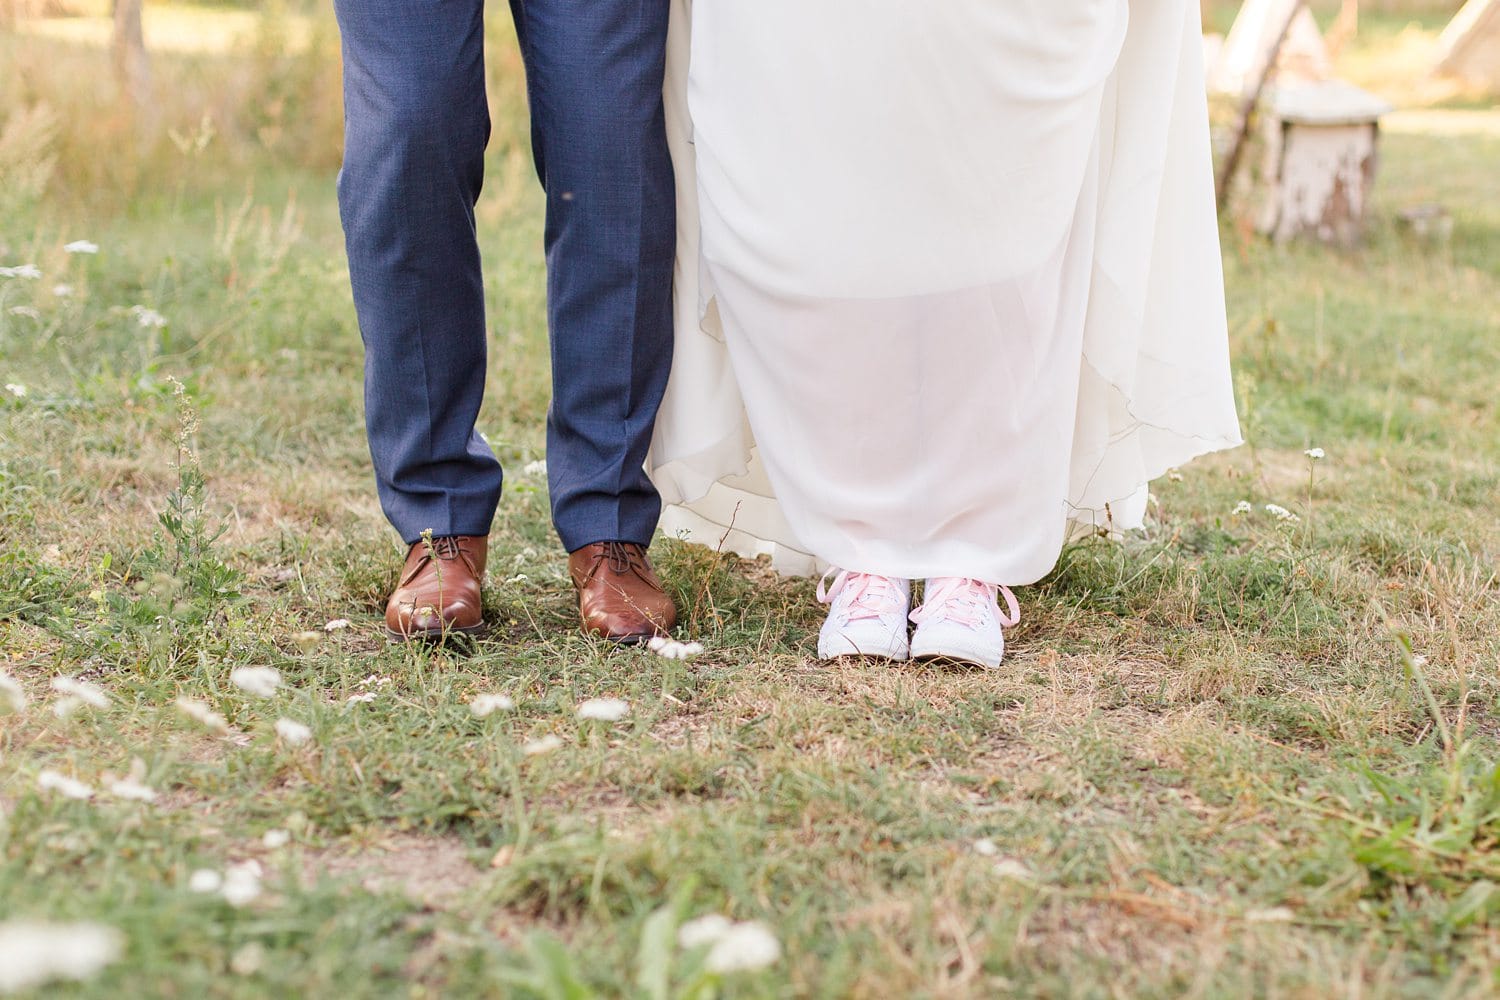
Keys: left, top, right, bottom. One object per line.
{"left": 334, "top": 0, "right": 675, "bottom": 551}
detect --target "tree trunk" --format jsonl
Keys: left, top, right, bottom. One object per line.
{"left": 112, "top": 0, "right": 151, "bottom": 108}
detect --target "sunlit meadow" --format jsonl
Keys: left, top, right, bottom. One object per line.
{"left": 2, "top": 1, "right": 1499, "bottom": 996}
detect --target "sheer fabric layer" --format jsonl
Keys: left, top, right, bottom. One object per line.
{"left": 649, "top": 0, "right": 1242, "bottom": 583}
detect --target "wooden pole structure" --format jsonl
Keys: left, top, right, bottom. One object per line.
{"left": 1216, "top": 0, "right": 1306, "bottom": 210}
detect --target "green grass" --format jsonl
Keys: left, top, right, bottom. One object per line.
{"left": 3, "top": 6, "right": 1500, "bottom": 998}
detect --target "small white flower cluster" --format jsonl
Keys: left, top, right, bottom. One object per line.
{"left": 344, "top": 675, "right": 389, "bottom": 706}
{"left": 1231, "top": 500, "right": 1253, "bottom": 516}
{"left": 37, "top": 770, "right": 94, "bottom": 801}
{"left": 109, "top": 777, "right": 157, "bottom": 803}
{"left": 1264, "top": 503, "right": 1301, "bottom": 525}
{"left": 647, "top": 636, "right": 705, "bottom": 660}
{"left": 50, "top": 675, "right": 109, "bottom": 719}
{"left": 971, "top": 839, "right": 1033, "bottom": 880}
{"left": 522, "top": 734, "right": 564, "bottom": 756}
{"left": 0, "top": 264, "right": 42, "bottom": 279}
{"left": 522, "top": 459, "right": 548, "bottom": 478}
{"left": 275, "top": 718, "right": 313, "bottom": 746}
{"left": 176, "top": 697, "right": 229, "bottom": 733}
{"left": 4, "top": 383, "right": 25, "bottom": 399}
{"left": 470, "top": 693, "right": 516, "bottom": 718}
{"left": 323, "top": 618, "right": 352, "bottom": 632}
{"left": 677, "top": 915, "right": 781, "bottom": 973}
{"left": 129, "top": 305, "right": 167, "bottom": 329}
{"left": 1304, "top": 447, "right": 1325, "bottom": 461}
{"left": 230, "top": 666, "right": 282, "bottom": 698}
{"left": 577, "top": 697, "right": 630, "bottom": 722}
{"left": 0, "top": 920, "right": 122, "bottom": 993}
{"left": 63, "top": 240, "right": 99, "bottom": 255}
{"left": 0, "top": 670, "right": 27, "bottom": 711}
{"left": 189, "top": 860, "right": 263, "bottom": 907}
{"left": 37, "top": 759, "right": 159, "bottom": 804}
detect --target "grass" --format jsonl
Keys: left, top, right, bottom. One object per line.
{"left": 3, "top": 4, "right": 1500, "bottom": 997}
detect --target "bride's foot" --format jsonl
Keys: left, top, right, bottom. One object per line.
{"left": 816, "top": 570, "right": 911, "bottom": 661}
{"left": 909, "top": 578, "right": 1020, "bottom": 669}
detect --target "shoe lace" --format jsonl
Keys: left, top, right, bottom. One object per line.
{"left": 910, "top": 578, "right": 1020, "bottom": 630}
{"left": 429, "top": 536, "right": 463, "bottom": 560}
{"left": 600, "top": 541, "right": 643, "bottom": 574}
{"left": 817, "top": 570, "right": 901, "bottom": 623}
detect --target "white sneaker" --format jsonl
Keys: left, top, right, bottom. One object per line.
{"left": 816, "top": 570, "right": 911, "bottom": 661}
{"left": 909, "top": 577, "right": 1020, "bottom": 669}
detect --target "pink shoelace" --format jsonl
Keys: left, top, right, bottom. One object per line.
{"left": 816, "top": 570, "right": 903, "bottom": 622}
{"left": 909, "top": 577, "right": 1020, "bottom": 629}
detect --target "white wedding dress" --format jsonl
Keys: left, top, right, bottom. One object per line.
{"left": 647, "top": 0, "right": 1242, "bottom": 584}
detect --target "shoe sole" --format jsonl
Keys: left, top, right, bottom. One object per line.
{"left": 818, "top": 635, "right": 910, "bottom": 662}
{"left": 385, "top": 623, "right": 488, "bottom": 645}
{"left": 909, "top": 639, "right": 1001, "bottom": 670}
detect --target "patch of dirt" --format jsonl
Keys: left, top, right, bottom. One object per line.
{"left": 302, "top": 834, "right": 483, "bottom": 909}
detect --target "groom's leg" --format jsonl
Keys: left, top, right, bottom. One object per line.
{"left": 334, "top": 0, "right": 504, "bottom": 545}
{"left": 510, "top": 0, "right": 676, "bottom": 552}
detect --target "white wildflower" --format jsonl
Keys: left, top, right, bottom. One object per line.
{"left": 175, "top": 697, "right": 229, "bottom": 733}
{"left": 470, "top": 693, "right": 516, "bottom": 717}
{"left": 359, "top": 674, "right": 391, "bottom": 689}
{"left": 37, "top": 770, "right": 93, "bottom": 800}
{"left": 262, "top": 829, "right": 290, "bottom": 849}
{"left": 0, "top": 671, "right": 27, "bottom": 711}
{"left": 0, "top": 920, "right": 123, "bottom": 992}
{"left": 0, "top": 264, "right": 42, "bottom": 280}
{"left": 1167, "top": 468, "right": 1184, "bottom": 482}
{"left": 522, "top": 734, "right": 564, "bottom": 756}
{"left": 230, "top": 942, "right": 266, "bottom": 976}
{"left": 129, "top": 305, "right": 167, "bottom": 329}
{"left": 345, "top": 692, "right": 378, "bottom": 705}
{"left": 188, "top": 869, "right": 223, "bottom": 893}
{"left": 1245, "top": 906, "right": 1296, "bottom": 923}
{"left": 52, "top": 283, "right": 73, "bottom": 298}
{"left": 677, "top": 914, "right": 733, "bottom": 949}
{"left": 1232, "top": 500, "right": 1253, "bottom": 516}
{"left": 274, "top": 718, "right": 313, "bottom": 746}
{"left": 51, "top": 676, "right": 109, "bottom": 709}
{"left": 992, "top": 858, "right": 1033, "bottom": 881}
{"left": 1264, "top": 503, "right": 1301, "bottom": 524}
{"left": 972, "top": 838, "right": 1000, "bottom": 857}
{"left": 108, "top": 779, "right": 157, "bottom": 803}
{"left": 647, "top": 636, "right": 705, "bottom": 660}
{"left": 229, "top": 666, "right": 281, "bottom": 698}
{"left": 8, "top": 306, "right": 40, "bottom": 320}
{"left": 5, "top": 383, "right": 26, "bottom": 398}
{"left": 323, "top": 618, "right": 351, "bottom": 632}
{"left": 221, "top": 861, "right": 263, "bottom": 907}
{"left": 63, "top": 240, "right": 99, "bottom": 255}
{"left": 704, "top": 921, "right": 781, "bottom": 973}
{"left": 522, "top": 459, "right": 547, "bottom": 477}
{"left": 1304, "top": 447, "right": 1325, "bottom": 461}
{"left": 577, "top": 697, "right": 630, "bottom": 722}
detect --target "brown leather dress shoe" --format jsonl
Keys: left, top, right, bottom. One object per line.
{"left": 568, "top": 541, "right": 677, "bottom": 642}
{"left": 385, "top": 535, "right": 487, "bottom": 642}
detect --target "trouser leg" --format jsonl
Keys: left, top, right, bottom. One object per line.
{"left": 509, "top": 0, "right": 676, "bottom": 552}
{"left": 334, "top": 0, "right": 504, "bottom": 544}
